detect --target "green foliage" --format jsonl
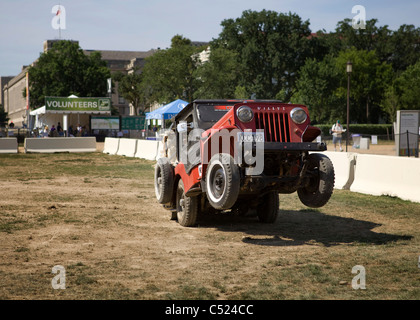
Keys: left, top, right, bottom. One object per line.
{"left": 394, "top": 61, "right": 420, "bottom": 109}
{"left": 171, "top": 34, "right": 192, "bottom": 48}
{"left": 389, "top": 24, "right": 420, "bottom": 73}
{"left": 112, "top": 71, "right": 146, "bottom": 115}
{"left": 380, "top": 60, "right": 420, "bottom": 122}
{"left": 333, "top": 19, "right": 393, "bottom": 62}
{"left": 141, "top": 36, "right": 200, "bottom": 104}
{"left": 380, "top": 85, "right": 400, "bottom": 123}
{"left": 334, "top": 48, "right": 393, "bottom": 123}
{"left": 215, "top": 10, "right": 313, "bottom": 101}
{"left": 25, "top": 40, "right": 110, "bottom": 109}
{"left": 292, "top": 55, "right": 343, "bottom": 123}
{"left": 193, "top": 48, "right": 240, "bottom": 99}
{"left": 294, "top": 48, "right": 392, "bottom": 124}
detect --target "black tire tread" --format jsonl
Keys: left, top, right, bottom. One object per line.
{"left": 177, "top": 179, "right": 198, "bottom": 227}
{"left": 155, "top": 157, "right": 174, "bottom": 204}
{"left": 297, "top": 154, "right": 335, "bottom": 208}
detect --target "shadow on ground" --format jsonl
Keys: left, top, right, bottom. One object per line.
{"left": 196, "top": 209, "right": 412, "bottom": 247}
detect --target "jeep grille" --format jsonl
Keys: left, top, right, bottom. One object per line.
{"left": 254, "top": 112, "right": 291, "bottom": 142}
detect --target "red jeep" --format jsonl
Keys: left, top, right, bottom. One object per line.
{"left": 154, "top": 100, "right": 334, "bottom": 227}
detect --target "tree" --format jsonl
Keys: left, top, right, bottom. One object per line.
{"left": 171, "top": 34, "right": 192, "bottom": 48}
{"left": 113, "top": 71, "right": 146, "bottom": 115}
{"left": 380, "top": 85, "right": 400, "bottom": 123}
{"left": 0, "top": 104, "right": 9, "bottom": 127}
{"left": 215, "top": 10, "right": 313, "bottom": 101}
{"left": 292, "top": 55, "right": 343, "bottom": 123}
{"left": 294, "top": 48, "right": 392, "bottom": 124}
{"left": 25, "top": 40, "right": 110, "bottom": 109}
{"left": 193, "top": 47, "right": 241, "bottom": 99}
{"left": 332, "top": 19, "right": 420, "bottom": 74}
{"left": 393, "top": 61, "right": 420, "bottom": 110}
{"left": 334, "top": 19, "right": 393, "bottom": 63}
{"left": 389, "top": 24, "right": 420, "bottom": 73}
{"left": 141, "top": 36, "right": 200, "bottom": 104}
{"left": 334, "top": 48, "right": 392, "bottom": 123}
{"left": 380, "top": 61, "right": 420, "bottom": 122}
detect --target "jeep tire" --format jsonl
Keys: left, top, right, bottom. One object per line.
{"left": 205, "top": 153, "right": 240, "bottom": 210}
{"left": 154, "top": 157, "right": 174, "bottom": 204}
{"left": 257, "top": 191, "right": 279, "bottom": 223}
{"left": 176, "top": 179, "right": 198, "bottom": 227}
{"left": 297, "top": 153, "right": 335, "bottom": 208}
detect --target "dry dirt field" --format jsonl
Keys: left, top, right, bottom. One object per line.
{"left": 1, "top": 143, "right": 419, "bottom": 301}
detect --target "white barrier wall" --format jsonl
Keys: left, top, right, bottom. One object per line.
{"left": 0, "top": 138, "right": 18, "bottom": 154}
{"left": 350, "top": 154, "right": 420, "bottom": 203}
{"left": 135, "top": 139, "right": 159, "bottom": 161}
{"left": 117, "top": 138, "right": 137, "bottom": 158}
{"left": 103, "top": 137, "right": 120, "bottom": 155}
{"left": 314, "top": 151, "right": 357, "bottom": 190}
{"left": 25, "top": 137, "right": 97, "bottom": 153}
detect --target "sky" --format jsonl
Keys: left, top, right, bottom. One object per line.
{"left": 0, "top": 0, "right": 419, "bottom": 76}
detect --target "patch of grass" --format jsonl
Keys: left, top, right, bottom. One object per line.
{"left": 166, "top": 284, "right": 216, "bottom": 300}
{"left": 0, "top": 219, "right": 29, "bottom": 233}
{"left": 75, "top": 274, "right": 97, "bottom": 286}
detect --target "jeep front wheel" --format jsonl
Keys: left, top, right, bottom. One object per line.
{"left": 297, "top": 153, "right": 335, "bottom": 208}
{"left": 176, "top": 179, "right": 198, "bottom": 227}
{"left": 205, "top": 153, "right": 240, "bottom": 210}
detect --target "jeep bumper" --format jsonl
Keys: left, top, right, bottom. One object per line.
{"left": 253, "top": 142, "right": 327, "bottom": 152}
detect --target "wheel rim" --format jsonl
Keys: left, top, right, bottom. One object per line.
{"left": 210, "top": 165, "right": 226, "bottom": 200}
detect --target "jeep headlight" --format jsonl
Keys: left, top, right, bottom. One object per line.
{"left": 290, "top": 107, "right": 307, "bottom": 124}
{"left": 236, "top": 106, "right": 254, "bottom": 123}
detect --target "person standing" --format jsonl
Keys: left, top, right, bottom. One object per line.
{"left": 331, "top": 120, "right": 344, "bottom": 152}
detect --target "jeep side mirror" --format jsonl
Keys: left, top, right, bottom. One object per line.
{"left": 177, "top": 122, "right": 187, "bottom": 133}
{"left": 177, "top": 122, "right": 193, "bottom": 133}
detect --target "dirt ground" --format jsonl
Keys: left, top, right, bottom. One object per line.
{"left": 1, "top": 142, "right": 419, "bottom": 301}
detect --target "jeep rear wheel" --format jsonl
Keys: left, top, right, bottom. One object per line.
{"left": 257, "top": 191, "right": 279, "bottom": 223}
{"left": 154, "top": 157, "right": 174, "bottom": 204}
{"left": 205, "top": 153, "right": 240, "bottom": 210}
{"left": 176, "top": 179, "right": 198, "bottom": 227}
{"left": 297, "top": 153, "right": 335, "bottom": 208}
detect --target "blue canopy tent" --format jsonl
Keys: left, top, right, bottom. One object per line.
{"left": 146, "top": 99, "right": 188, "bottom": 125}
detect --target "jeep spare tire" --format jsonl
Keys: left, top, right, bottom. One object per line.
{"left": 205, "top": 153, "right": 240, "bottom": 210}
{"left": 154, "top": 157, "right": 174, "bottom": 204}
{"left": 297, "top": 153, "right": 335, "bottom": 208}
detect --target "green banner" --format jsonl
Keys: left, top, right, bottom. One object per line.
{"left": 45, "top": 97, "right": 111, "bottom": 112}
{"left": 121, "top": 116, "right": 146, "bottom": 130}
